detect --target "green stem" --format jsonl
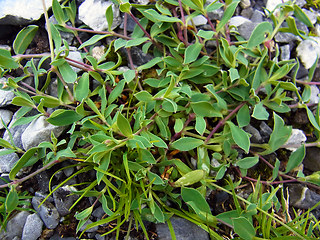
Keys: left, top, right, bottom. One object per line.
{"left": 41, "top": 0, "right": 55, "bottom": 61}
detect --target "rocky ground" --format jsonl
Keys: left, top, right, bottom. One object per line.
{"left": 0, "top": 0, "right": 320, "bottom": 239}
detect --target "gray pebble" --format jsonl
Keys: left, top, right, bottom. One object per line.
{"left": 22, "top": 213, "right": 43, "bottom": 240}
{"left": 0, "top": 149, "right": 19, "bottom": 173}
{"left": 32, "top": 196, "right": 60, "bottom": 229}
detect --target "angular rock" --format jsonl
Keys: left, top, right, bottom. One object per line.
{"left": 79, "top": 219, "right": 99, "bottom": 233}
{"left": 280, "top": 44, "right": 290, "bottom": 61}
{"left": 0, "top": 0, "right": 60, "bottom": 25}
{"left": 35, "top": 171, "right": 50, "bottom": 193}
{"left": 229, "top": 16, "right": 251, "bottom": 28}
{"left": 207, "top": 8, "right": 224, "bottom": 21}
{"left": 156, "top": 217, "right": 209, "bottom": 240}
{"left": 53, "top": 185, "right": 77, "bottom": 216}
{"left": 0, "top": 109, "right": 13, "bottom": 129}
{"left": 79, "top": 0, "right": 122, "bottom": 31}
{"left": 241, "top": 7, "right": 254, "bottom": 19}
{"left": 187, "top": 15, "right": 207, "bottom": 26}
{"left": 21, "top": 116, "right": 66, "bottom": 150}
{"left": 0, "top": 149, "right": 19, "bottom": 173}
{"left": 303, "top": 147, "right": 320, "bottom": 172}
{"left": 240, "top": 0, "right": 251, "bottom": 9}
{"left": 287, "top": 184, "right": 320, "bottom": 210}
{"left": 238, "top": 20, "right": 256, "bottom": 40}
{"left": 297, "top": 38, "right": 320, "bottom": 69}
{"left": 0, "top": 211, "right": 30, "bottom": 240}
{"left": 22, "top": 213, "right": 43, "bottom": 240}
{"left": 259, "top": 121, "right": 273, "bottom": 142}
{"left": 250, "top": 10, "right": 264, "bottom": 23}
{"left": 124, "top": 47, "right": 154, "bottom": 67}
{"left": 244, "top": 125, "right": 262, "bottom": 143}
{"left": 309, "top": 85, "right": 320, "bottom": 104}
{"left": 32, "top": 196, "right": 60, "bottom": 229}
{"left": 92, "top": 206, "right": 105, "bottom": 219}
{"left": 0, "top": 89, "right": 15, "bottom": 107}
{"left": 282, "top": 129, "right": 306, "bottom": 151}
{"left": 274, "top": 32, "right": 300, "bottom": 43}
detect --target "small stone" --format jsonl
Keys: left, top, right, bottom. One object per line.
{"left": 244, "top": 125, "right": 262, "bottom": 143}
{"left": 274, "top": 32, "right": 300, "bottom": 43}
{"left": 309, "top": 85, "right": 320, "bottom": 104}
{"left": 32, "top": 196, "right": 60, "bottom": 229}
{"left": 259, "top": 121, "right": 273, "bottom": 142}
{"left": 280, "top": 44, "right": 291, "bottom": 61}
{"left": 35, "top": 171, "right": 50, "bottom": 193}
{"left": 0, "top": 149, "right": 19, "bottom": 173}
{"left": 0, "top": 109, "right": 12, "bottom": 129}
{"left": 187, "top": 15, "right": 207, "bottom": 26}
{"left": 287, "top": 184, "right": 320, "bottom": 210}
{"left": 250, "top": 10, "right": 264, "bottom": 23}
{"left": 296, "top": 38, "right": 320, "bottom": 69}
{"left": 53, "top": 185, "right": 77, "bottom": 216}
{"left": 119, "top": 15, "right": 136, "bottom": 32}
{"left": 303, "top": 147, "right": 320, "bottom": 172}
{"left": 65, "top": 47, "right": 83, "bottom": 73}
{"left": 49, "top": 233, "right": 76, "bottom": 240}
{"left": 282, "top": 129, "right": 306, "bottom": 151}
{"left": 207, "top": 8, "right": 224, "bottom": 21}
{"left": 79, "top": 0, "right": 122, "bottom": 31}
{"left": 21, "top": 116, "right": 66, "bottom": 150}
{"left": 22, "top": 213, "right": 43, "bottom": 240}
{"left": 0, "top": 89, "right": 15, "bottom": 107}
{"left": 238, "top": 20, "right": 255, "bottom": 40}
{"left": 241, "top": 7, "right": 254, "bottom": 19}
{"left": 92, "top": 206, "right": 105, "bottom": 219}
{"left": 266, "top": 0, "right": 289, "bottom": 13}
{"left": 124, "top": 47, "right": 154, "bottom": 67}
{"left": 229, "top": 16, "right": 251, "bottom": 28}
{"left": 240, "top": 0, "right": 251, "bottom": 9}
{"left": 156, "top": 217, "right": 209, "bottom": 240}
{"left": 0, "top": 211, "right": 30, "bottom": 239}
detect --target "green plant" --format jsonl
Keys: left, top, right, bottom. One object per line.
{"left": 0, "top": 0, "right": 320, "bottom": 239}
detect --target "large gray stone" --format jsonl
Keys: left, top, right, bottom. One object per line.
{"left": 0, "top": 0, "right": 61, "bottom": 25}
{"left": 32, "top": 196, "right": 60, "bottom": 229}
{"left": 79, "top": 0, "right": 122, "bottom": 31}
{"left": 156, "top": 217, "right": 209, "bottom": 240}
{"left": 0, "top": 149, "right": 19, "bottom": 173}
{"left": 21, "top": 116, "right": 66, "bottom": 150}
{"left": 304, "top": 147, "right": 320, "bottom": 172}
{"left": 22, "top": 213, "right": 43, "bottom": 240}
{"left": 0, "top": 211, "right": 30, "bottom": 240}
{"left": 287, "top": 184, "right": 320, "bottom": 210}
{"left": 238, "top": 20, "right": 256, "bottom": 40}
{"left": 0, "top": 88, "right": 15, "bottom": 107}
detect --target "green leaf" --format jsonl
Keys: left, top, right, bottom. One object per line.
{"left": 142, "top": 9, "right": 182, "bottom": 23}
{"left": 105, "top": 5, "right": 113, "bottom": 32}
{"left": 252, "top": 102, "right": 269, "bottom": 120}
{"left": 123, "top": 69, "right": 136, "bottom": 83}
{"left": 227, "top": 121, "right": 250, "bottom": 153}
{"left": 13, "top": 25, "right": 39, "bottom": 54}
{"left": 197, "top": 30, "right": 215, "bottom": 39}
{"left": 232, "top": 217, "right": 256, "bottom": 240}
{"left": 195, "top": 116, "right": 206, "bottom": 135}
{"left": 137, "top": 57, "right": 162, "bottom": 71}
{"left": 11, "top": 96, "right": 35, "bottom": 108}
{"left": 9, "top": 147, "right": 38, "bottom": 180}
{"left": 216, "top": 1, "right": 240, "bottom": 33}
{"left": 47, "top": 109, "right": 83, "bottom": 126}
{"left": 236, "top": 156, "right": 259, "bottom": 169}
{"left": 139, "top": 149, "right": 156, "bottom": 164}
{"left": 0, "top": 138, "right": 15, "bottom": 149}
{"left": 272, "top": 159, "right": 280, "bottom": 180}
{"left": 114, "top": 38, "right": 127, "bottom": 51}
{"left": 181, "top": 187, "right": 211, "bottom": 214}
{"left": 237, "top": 104, "right": 250, "bottom": 127}
{"left": 247, "top": 22, "right": 273, "bottom": 49}
{"left": 135, "top": 91, "right": 153, "bottom": 102}
{"left": 174, "top": 119, "right": 184, "bottom": 133}
{"left": 108, "top": 80, "right": 125, "bottom": 104}
{"left": 32, "top": 95, "right": 61, "bottom": 108}
{"left": 171, "top": 137, "right": 203, "bottom": 151}
{"left": 263, "top": 112, "right": 292, "bottom": 155}
{"left": 153, "top": 203, "right": 165, "bottom": 223}
{"left": 184, "top": 43, "right": 203, "bottom": 64}
{"left": 75, "top": 206, "right": 93, "bottom": 220}
{"left": 5, "top": 188, "right": 19, "bottom": 213}
{"left": 74, "top": 72, "right": 89, "bottom": 101}
{"left": 191, "top": 102, "right": 222, "bottom": 118}
{"left": 229, "top": 68, "right": 240, "bottom": 82}
{"left": 126, "top": 37, "right": 149, "bottom": 48}
{"left": 117, "top": 113, "right": 133, "bottom": 137}
{"left": 174, "top": 170, "right": 206, "bottom": 187}
{"left": 293, "top": 5, "right": 313, "bottom": 27}
{"left": 285, "top": 145, "right": 305, "bottom": 173}
{"left": 305, "top": 106, "right": 320, "bottom": 132}
{"left": 57, "top": 60, "right": 77, "bottom": 83}
{"left": 52, "top": 0, "right": 65, "bottom": 25}
{"left": 79, "top": 35, "right": 109, "bottom": 49}
{"left": 0, "top": 49, "right": 19, "bottom": 69}
{"left": 120, "top": 2, "right": 131, "bottom": 13}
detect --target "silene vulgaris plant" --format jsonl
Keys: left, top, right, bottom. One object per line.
{"left": 0, "top": 0, "right": 320, "bottom": 239}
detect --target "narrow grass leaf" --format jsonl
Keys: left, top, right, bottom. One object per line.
{"left": 13, "top": 25, "right": 39, "bottom": 54}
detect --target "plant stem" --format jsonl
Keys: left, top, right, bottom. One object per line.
{"left": 65, "top": 25, "right": 132, "bottom": 40}
{"left": 205, "top": 102, "right": 246, "bottom": 144}
{"left": 54, "top": 69, "right": 75, "bottom": 103}
{"left": 296, "top": 80, "right": 320, "bottom": 85}
{"left": 178, "top": 0, "right": 188, "bottom": 45}
{"left": 0, "top": 159, "right": 63, "bottom": 189}
{"left": 41, "top": 0, "right": 55, "bottom": 61}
